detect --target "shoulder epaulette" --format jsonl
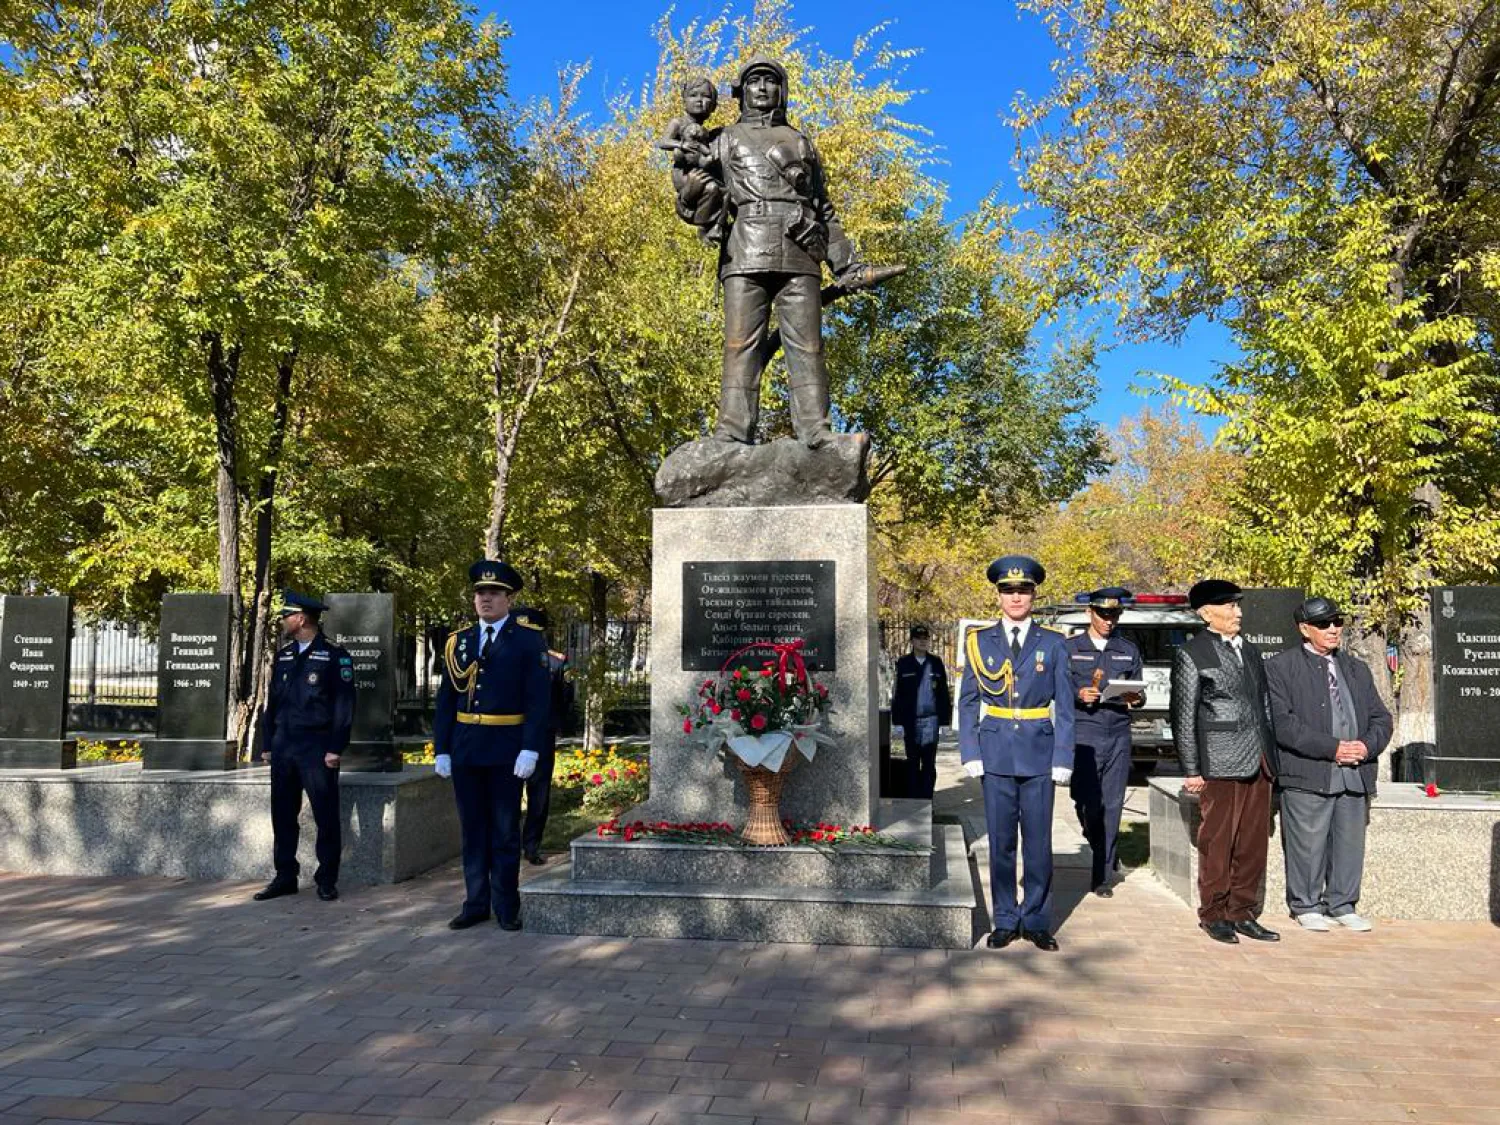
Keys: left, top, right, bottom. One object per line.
{"left": 1041, "top": 623, "right": 1067, "bottom": 635}
{"left": 518, "top": 619, "right": 544, "bottom": 631}
{"left": 447, "top": 626, "right": 467, "bottom": 638}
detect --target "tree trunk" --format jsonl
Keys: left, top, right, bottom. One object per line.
{"left": 1390, "top": 481, "right": 1442, "bottom": 783}
{"left": 584, "top": 569, "right": 609, "bottom": 752}
{"left": 206, "top": 331, "right": 246, "bottom": 742}
{"left": 486, "top": 316, "right": 510, "bottom": 558}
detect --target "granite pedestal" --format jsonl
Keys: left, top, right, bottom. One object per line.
{"left": 0, "top": 763, "right": 459, "bottom": 885}
{"left": 520, "top": 503, "right": 979, "bottom": 948}
{"left": 1149, "top": 775, "right": 1500, "bottom": 922}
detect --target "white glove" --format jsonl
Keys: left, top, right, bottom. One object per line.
{"left": 514, "top": 750, "right": 538, "bottom": 779}
{"left": 434, "top": 754, "right": 452, "bottom": 778}
{"left": 1051, "top": 766, "right": 1073, "bottom": 785}
{"left": 962, "top": 760, "right": 985, "bottom": 779}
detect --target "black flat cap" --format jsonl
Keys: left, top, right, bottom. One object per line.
{"left": 1188, "top": 579, "right": 1242, "bottom": 609}
{"left": 1294, "top": 596, "right": 1343, "bottom": 625}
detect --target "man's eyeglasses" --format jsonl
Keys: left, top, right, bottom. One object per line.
{"left": 1309, "top": 618, "right": 1345, "bottom": 629}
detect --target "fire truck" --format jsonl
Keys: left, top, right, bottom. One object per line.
{"left": 956, "top": 592, "right": 1202, "bottom": 772}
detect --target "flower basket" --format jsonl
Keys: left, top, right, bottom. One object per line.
{"left": 679, "top": 639, "right": 833, "bottom": 845}
{"left": 737, "top": 753, "right": 798, "bottom": 846}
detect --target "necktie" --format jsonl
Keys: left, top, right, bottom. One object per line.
{"left": 481, "top": 626, "right": 495, "bottom": 659}
{"left": 1010, "top": 627, "right": 1021, "bottom": 663}
{"left": 1327, "top": 659, "right": 1339, "bottom": 702}
{"left": 1227, "top": 637, "right": 1242, "bottom": 663}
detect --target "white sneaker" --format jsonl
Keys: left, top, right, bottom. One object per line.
{"left": 1295, "top": 912, "right": 1333, "bottom": 931}
{"left": 1331, "top": 913, "right": 1373, "bottom": 932}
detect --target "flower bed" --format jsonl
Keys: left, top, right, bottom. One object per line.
{"left": 77, "top": 738, "right": 143, "bottom": 763}
{"left": 595, "top": 817, "right": 922, "bottom": 851}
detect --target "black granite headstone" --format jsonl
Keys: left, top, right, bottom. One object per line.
{"left": 681, "top": 561, "right": 837, "bottom": 672}
{"left": 0, "top": 595, "right": 77, "bottom": 767}
{"left": 1431, "top": 586, "right": 1500, "bottom": 791}
{"left": 323, "top": 593, "right": 399, "bottom": 772}
{"left": 146, "top": 593, "right": 236, "bottom": 770}
{"left": 1239, "top": 587, "right": 1305, "bottom": 657}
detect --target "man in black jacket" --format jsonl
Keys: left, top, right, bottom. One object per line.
{"left": 1264, "top": 596, "right": 1392, "bottom": 933}
{"left": 1172, "top": 579, "right": 1279, "bottom": 944}
{"left": 890, "top": 624, "right": 951, "bottom": 799}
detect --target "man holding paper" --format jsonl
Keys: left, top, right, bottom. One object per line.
{"left": 1065, "top": 586, "right": 1145, "bottom": 897}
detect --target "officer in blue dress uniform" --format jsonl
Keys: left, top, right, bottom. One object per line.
{"left": 1064, "top": 586, "right": 1145, "bottom": 897}
{"left": 254, "top": 590, "right": 356, "bottom": 903}
{"left": 514, "top": 607, "right": 574, "bottom": 865}
{"left": 433, "top": 560, "right": 550, "bottom": 931}
{"left": 959, "top": 556, "right": 1075, "bottom": 951}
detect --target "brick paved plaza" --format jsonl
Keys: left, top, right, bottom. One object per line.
{"left": 0, "top": 844, "right": 1496, "bottom": 1125}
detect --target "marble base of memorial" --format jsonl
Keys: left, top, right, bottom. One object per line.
{"left": 1149, "top": 776, "right": 1500, "bottom": 922}
{"left": 521, "top": 799, "right": 977, "bottom": 948}
{"left": 0, "top": 763, "right": 459, "bottom": 885}
{"left": 341, "top": 742, "right": 403, "bottom": 773}
{"left": 143, "top": 738, "right": 238, "bottom": 771}
{"left": 0, "top": 739, "right": 77, "bottom": 769}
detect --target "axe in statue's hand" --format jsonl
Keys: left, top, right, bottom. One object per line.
{"left": 757, "top": 262, "right": 907, "bottom": 370}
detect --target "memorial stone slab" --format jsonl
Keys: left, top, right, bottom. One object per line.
{"left": 1240, "top": 586, "right": 1305, "bottom": 656}
{"left": 323, "top": 593, "right": 399, "bottom": 772}
{"left": 1431, "top": 586, "right": 1500, "bottom": 791}
{"left": 0, "top": 595, "right": 76, "bottom": 768}
{"left": 146, "top": 593, "right": 236, "bottom": 770}
{"left": 681, "top": 561, "right": 836, "bottom": 671}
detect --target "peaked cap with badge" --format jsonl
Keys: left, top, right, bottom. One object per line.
{"left": 469, "top": 559, "right": 523, "bottom": 593}
{"left": 1087, "top": 586, "right": 1133, "bottom": 610}
{"left": 279, "top": 589, "right": 329, "bottom": 617}
{"left": 987, "top": 555, "right": 1046, "bottom": 590}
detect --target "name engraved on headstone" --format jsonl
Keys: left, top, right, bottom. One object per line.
{"left": 682, "top": 561, "right": 836, "bottom": 672}
{"left": 156, "top": 594, "right": 232, "bottom": 741}
{"left": 0, "top": 596, "right": 72, "bottom": 740}
{"left": 324, "top": 593, "right": 395, "bottom": 744}
{"left": 1432, "top": 586, "right": 1500, "bottom": 789}
{"left": 1239, "top": 587, "right": 1306, "bottom": 656}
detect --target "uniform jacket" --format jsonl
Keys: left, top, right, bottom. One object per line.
{"left": 1264, "top": 646, "right": 1392, "bottom": 795}
{"left": 1065, "top": 631, "right": 1144, "bottom": 737}
{"left": 546, "top": 651, "right": 574, "bottom": 737}
{"left": 890, "top": 652, "right": 952, "bottom": 733}
{"left": 958, "top": 622, "right": 1076, "bottom": 777}
{"left": 707, "top": 110, "right": 855, "bottom": 279}
{"left": 433, "top": 616, "right": 550, "bottom": 768}
{"left": 263, "top": 632, "right": 355, "bottom": 759}
{"left": 1171, "top": 631, "right": 1277, "bottom": 780}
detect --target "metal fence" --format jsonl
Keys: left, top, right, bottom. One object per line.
{"left": 66, "top": 613, "right": 961, "bottom": 731}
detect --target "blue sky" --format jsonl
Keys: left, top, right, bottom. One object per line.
{"left": 480, "top": 0, "right": 1236, "bottom": 432}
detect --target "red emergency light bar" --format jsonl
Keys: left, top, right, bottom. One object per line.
{"left": 1133, "top": 593, "right": 1189, "bottom": 605}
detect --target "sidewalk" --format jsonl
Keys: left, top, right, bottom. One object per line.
{"left": 1, "top": 773, "right": 1497, "bottom": 1124}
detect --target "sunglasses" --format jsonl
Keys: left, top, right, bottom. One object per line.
{"left": 1308, "top": 617, "right": 1345, "bottom": 629}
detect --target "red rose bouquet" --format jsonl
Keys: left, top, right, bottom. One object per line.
{"left": 678, "top": 639, "right": 832, "bottom": 771}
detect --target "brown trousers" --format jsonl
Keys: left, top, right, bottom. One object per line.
{"left": 1195, "top": 767, "right": 1272, "bottom": 922}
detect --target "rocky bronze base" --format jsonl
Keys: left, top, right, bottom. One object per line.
{"left": 655, "top": 433, "right": 872, "bottom": 508}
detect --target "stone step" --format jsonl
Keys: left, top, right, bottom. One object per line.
{"left": 521, "top": 823, "right": 979, "bottom": 949}
{"left": 570, "top": 797, "right": 934, "bottom": 891}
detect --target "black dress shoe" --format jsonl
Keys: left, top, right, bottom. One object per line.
{"left": 1092, "top": 885, "right": 1114, "bottom": 898}
{"left": 985, "top": 927, "right": 1021, "bottom": 949}
{"left": 498, "top": 916, "right": 522, "bottom": 932}
{"left": 316, "top": 885, "right": 338, "bottom": 901}
{"left": 253, "top": 880, "right": 297, "bottom": 901}
{"left": 1200, "top": 920, "right": 1239, "bottom": 944}
{"left": 447, "top": 910, "right": 491, "bottom": 930}
{"left": 1233, "top": 919, "right": 1280, "bottom": 942}
{"left": 1024, "top": 929, "right": 1059, "bottom": 951}
{"left": 524, "top": 851, "right": 545, "bottom": 866}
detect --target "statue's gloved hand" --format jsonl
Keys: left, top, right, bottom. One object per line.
{"left": 434, "top": 754, "right": 452, "bottom": 779}
{"left": 962, "top": 759, "right": 985, "bottom": 779}
{"left": 514, "top": 750, "right": 539, "bottom": 780}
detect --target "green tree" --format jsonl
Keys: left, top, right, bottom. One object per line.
{"left": 1017, "top": 0, "right": 1500, "bottom": 755}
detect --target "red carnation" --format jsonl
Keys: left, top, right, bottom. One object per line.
{"left": 732, "top": 670, "right": 743, "bottom": 680}
{"left": 682, "top": 718, "right": 693, "bottom": 733}
{"left": 710, "top": 702, "right": 722, "bottom": 714}
{"left": 761, "top": 668, "right": 773, "bottom": 677}
{"left": 591, "top": 773, "right": 602, "bottom": 784}
{"left": 1425, "top": 783, "right": 1439, "bottom": 798}
{"left": 750, "top": 714, "right": 768, "bottom": 731}
{"left": 730, "top": 709, "right": 741, "bottom": 721}
{"left": 736, "top": 688, "right": 752, "bottom": 702}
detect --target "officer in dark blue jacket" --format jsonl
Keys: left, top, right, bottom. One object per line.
{"left": 514, "top": 606, "right": 574, "bottom": 865}
{"left": 959, "top": 556, "right": 1075, "bottom": 951}
{"left": 1065, "top": 586, "right": 1145, "bottom": 897}
{"left": 434, "top": 560, "right": 550, "bottom": 931}
{"left": 254, "top": 591, "right": 355, "bottom": 903}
